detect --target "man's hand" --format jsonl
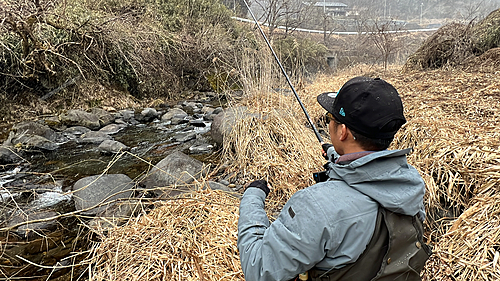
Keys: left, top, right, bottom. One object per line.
{"left": 322, "top": 143, "right": 333, "bottom": 160}
{"left": 244, "top": 180, "right": 270, "bottom": 197}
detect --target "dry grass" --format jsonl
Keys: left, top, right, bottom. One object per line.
{"left": 422, "top": 195, "right": 500, "bottom": 281}
{"left": 463, "top": 47, "right": 500, "bottom": 73}
{"left": 86, "top": 63, "right": 500, "bottom": 280}
{"left": 389, "top": 68, "right": 500, "bottom": 281}
{"left": 0, "top": 0, "right": 245, "bottom": 123}
{"left": 472, "top": 9, "right": 500, "bottom": 53}
{"left": 404, "top": 8, "right": 500, "bottom": 72}
{"left": 404, "top": 22, "right": 476, "bottom": 70}
{"left": 88, "top": 188, "right": 243, "bottom": 281}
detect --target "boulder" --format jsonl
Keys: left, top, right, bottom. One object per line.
{"left": 89, "top": 200, "right": 141, "bottom": 230}
{"left": 4, "top": 185, "right": 72, "bottom": 237}
{"left": 193, "top": 113, "right": 204, "bottom": 119}
{"left": 78, "top": 131, "right": 112, "bottom": 144}
{"left": 213, "top": 107, "right": 223, "bottom": 115}
{"left": 12, "top": 121, "right": 59, "bottom": 142}
{"left": 141, "top": 151, "right": 206, "bottom": 196}
{"left": 173, "top": 131, "right": 197, "bottom": 143}
{"left": 63, "top": 126, "right": 91, "bottom": 136}
{"left": 201, "top": 106, "right": 215, "bottom": 115}
{"left": 43, "top": 116, "right": 62, "bottom": 128}
{"left": 98, "top": 140, "right": 130, "bottom": 154}
{"left": 183, "top": 101, "right": 201, "bottom": 112}
{"left": 188, "top": 143, "right": 214, "bottom": 154}
{"left": 0, "top": 147, "right": 22, "bottom": 165}
{"left": 73, "top": 174, "right": 135, "bottom": 215}
{"left": 30, "top": 190, "right": 72, "bottom": 211}
{"left": 204, "top": 113, "right": 215, "bottom": 121}
{"left": 99, "top": 124, "right": 125, "bottom": 135}
{"left": 199, "top": 181, "right": 241, "bottom": 199}
{"left": 219, "top": 179, "right": 230, "bottom": 186}
{"left": 12, "top": 135, "right": 59, "bottom": 151}
{"left": 6, "top": 210, "right": 60, "bottom": 236}
{"left": 206, "top": 181, "right": 233, "bottom": 192}
{"left": 115, "top": 118, "right": 127, "bottom": 125}
{"left": 119, "top": 110, "right": 136, "bottom": 122}
{"left": 60, "top": 110, "right": 100, "bottom": 130}
{"left": 161, "top": 108, "right": 188, "bottom": 122}
{"left": 136, "top": 108, "right": 158, "bottom": 122}
{"left": 91, "top": 108, "right": 116, "bottom": 127}
{"left": 171, "top": 117, "right": 189, "bottom": 125}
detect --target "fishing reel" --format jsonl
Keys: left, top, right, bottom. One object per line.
{"left": 313, "top": 144, "right": 337, "bottom": 183}
{"left": 313, "top": 163, "right": 331, "bottom": 183}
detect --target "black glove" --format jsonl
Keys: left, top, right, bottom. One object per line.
{"left": 245, "top": 180, "right": 270, "bottom": 196}
{"left": 322, "top": 143, "right": 333, "bottom": 161}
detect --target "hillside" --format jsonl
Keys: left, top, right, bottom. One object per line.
{"left": 0, "top": 0, "right": 253, "bottom": 123}
{"left": 0, "top": 0, "right": 331, "bottom": 131}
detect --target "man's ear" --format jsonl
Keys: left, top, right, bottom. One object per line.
{"left": 339, "top": 124, "right": 349, "bottom": 141}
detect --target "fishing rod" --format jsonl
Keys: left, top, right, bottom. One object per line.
{"left": 241, "top": 0, "right": 324, "bottom": 145}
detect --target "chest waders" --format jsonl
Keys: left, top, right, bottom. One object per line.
{"left": 302, "top": 207, "right": 432, "bottom": 281}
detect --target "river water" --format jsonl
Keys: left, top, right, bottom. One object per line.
{"left": 0, "top": 103, "right": 222, "bottom": 280}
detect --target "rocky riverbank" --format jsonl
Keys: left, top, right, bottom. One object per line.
{"left": 0, "top": 91, "right": 248, "bottom": 280}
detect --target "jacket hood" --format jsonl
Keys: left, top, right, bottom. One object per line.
{"left": 326, "top": 148, "right": 425, "bottom": 217}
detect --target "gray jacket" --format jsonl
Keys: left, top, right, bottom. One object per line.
{"left": 237, "top": 148, "right": 426, "bottom": 281}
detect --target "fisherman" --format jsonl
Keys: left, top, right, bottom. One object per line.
{"left": 237, "top": 76, "right": 431, "bottom": 281}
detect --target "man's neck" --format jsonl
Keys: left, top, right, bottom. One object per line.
{"left": 338, "top": 142, "right": 366, "bottom": 155}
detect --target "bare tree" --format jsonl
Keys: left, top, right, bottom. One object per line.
{"left": 365, "top": 20, "right": 406, "bottom": 69}
{"left": 221, "top": 0, "right": 250, "bottom": 17}
{"left": 458, "top": 0, "right": 492, "bottom": 22}
{"left": 253, "top": 0, "right": 318, "bottom": 37}
{"left": 282, "top": 0, "right": 317, "bottom": 34}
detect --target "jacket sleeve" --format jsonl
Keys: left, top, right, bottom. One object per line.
{"left": 237, "top": 187, "right": 331, "bottom": 281}
{"left": 326, "top": 146, "right": 340, "bottom": 163}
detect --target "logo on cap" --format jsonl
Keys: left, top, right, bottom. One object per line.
{"left": 339, "top": 108, "right": 346, "bottom": 117}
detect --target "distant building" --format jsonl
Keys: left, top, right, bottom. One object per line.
{"left": 309, "top": 2, "right": 348, "bottom": 17}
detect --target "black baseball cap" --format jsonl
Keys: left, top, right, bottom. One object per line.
{"left": 317, "top": 76, "right": 406, "bottom": 140}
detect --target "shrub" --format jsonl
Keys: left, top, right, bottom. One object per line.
{"left": 0, "top": 0, "right": 242, "bottom": 99}
{"left": 274, "top": 35, "right": 329, "bottom": 77}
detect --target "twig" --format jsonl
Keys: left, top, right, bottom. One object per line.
{"left": 15, "top": 255, "right": 75, "bottom": 269}
{"left": 45, "top": 49, "right": 86, "bottom": 79}
{"left": 40, "top": 75, "right": 81, "bottom": 100}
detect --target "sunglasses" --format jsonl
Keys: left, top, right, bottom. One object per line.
{"left": 325, "top": 112, "right": 341, "bottom": 124}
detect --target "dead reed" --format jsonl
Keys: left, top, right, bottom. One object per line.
{"left": 422, "top": 195, "right": 500, "bottom": 281}
{"left": 87, "top": 64, "right": 500, "bottom": 280}
{"left": 87, "top": 188, "right": 243, "bottom": 281}
{"left": 404, "top": 22, "right": 476, "bottom": 70}
{"left": 404, "top": 8, "right": 500, "bottom": 72}
{"left": 390, "top": 69, "right": 500, "bottom": 280}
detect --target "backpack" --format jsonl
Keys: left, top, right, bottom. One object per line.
{"left": 306, "top": 207, "right": 432, "bottom": 281}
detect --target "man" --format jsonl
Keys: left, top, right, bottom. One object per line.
{"left": 237, "top": 77, "right": 431, "bottom": 281}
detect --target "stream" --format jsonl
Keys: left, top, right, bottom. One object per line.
{"left": 0, "top": 96, "right": 227, "bottom": 280}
